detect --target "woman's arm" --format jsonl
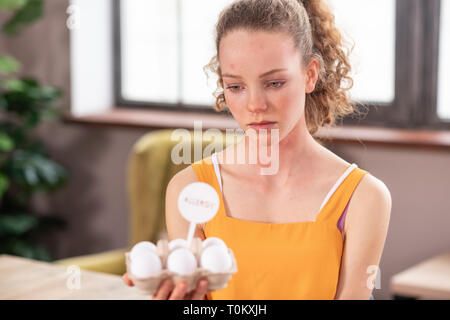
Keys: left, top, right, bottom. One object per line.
{"left": 165, "top": 166, "right": 206, "bottom": 242}
{"left": 334, "top": 174, "right": 392, "bottom": 300}
{"left": 164, "top": 166, "right": 210, "bottom": 300}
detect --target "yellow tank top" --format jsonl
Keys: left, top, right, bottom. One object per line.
{"left": 191, "top": 154, "right": 370, "bottom": 300}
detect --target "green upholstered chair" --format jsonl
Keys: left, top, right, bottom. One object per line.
{"left": 54, "top": 129, "right": 239, "bottom": 275}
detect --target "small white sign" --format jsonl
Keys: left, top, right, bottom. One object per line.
{"left": 177, "top": 182, "right": 220, "bottom": 246}
{"left": 177, "top": 182, "right": 220, "bottom": 224}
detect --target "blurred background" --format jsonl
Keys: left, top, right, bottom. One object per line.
{"left": 0, "top": 0, "right": 449, "bottom": 300}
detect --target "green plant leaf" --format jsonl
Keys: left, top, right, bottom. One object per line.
{"left": 24, "top": 109, "right": 40, "bottom": 129}
{"left": 23, "top": 163, "right": 39, "bottom": 185}
{"left": 2, "top": 0, "right": 43, "bottom": 36}
{"left": 0, "top": 237, "right": 52, "bottom": 261}
{"left": 0, "top": 121, "right": 27, "bottom": 149}
{"left": 3, "top": 78, "right": 26, "bottom": 91}
{"left": 0, "top": 213, "right": 39, "bottom": 237}
{"left": 33, "top": 85, "right": 63, "bottom": 102}
{"left": 2, "top": 78, "right": 63, "bottom": 127}
{"left": 0, "top": 131, "right": 15, "bottom": 151}
{"left": 3, "top": 85, "right": 34, "bottom": 115}
{"left": 0, "top": 0, "right": 27, "bottom": 11}
{"left": 7, "top": 150, "right": 69, "bottom": 191}
{"left": 0, "top": 93, "right": 8, "bottom": 110}
{"left": 28, "top": 242, "right": 52, "bottom": 261}
{"left": 0, "top": 55, "right": 21, "bottom": 74}
{"left": 0, "top": 173, "right": 9, "bottom": 198}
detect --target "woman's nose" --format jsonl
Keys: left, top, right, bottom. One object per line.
{"left": 247, "top": 88, "right": 268, "bottom": 113}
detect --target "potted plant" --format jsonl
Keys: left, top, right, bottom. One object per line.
{"left": 0, "top": 0, "right": 68, "bottom": 261}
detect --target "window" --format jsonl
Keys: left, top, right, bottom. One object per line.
{"left": 114, "top": 0, "right": 450, "bottom": 130}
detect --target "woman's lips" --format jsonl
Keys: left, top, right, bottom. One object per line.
{"left": 247, "top": 122, "right": 276, "bottom": 130}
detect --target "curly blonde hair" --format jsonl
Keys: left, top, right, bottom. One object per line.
{"left": 203, "top": 0, "right": 364, "bottom": 135}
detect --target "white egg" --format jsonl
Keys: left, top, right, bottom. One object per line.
{"left": 168, "top": 238, "right": 189, "bottom": 251}
{"left": 130, "top": 251, "right": 162, "bottom": 278}
{"left": 202, "top": 237, "right": 227, "bottom": 251}
{"left": 130, "top": 241, "right": 157, "bottom": 260}
{"left": 200, "top": 244, "right": 232, "bottom": 273}
{"left": 166, "top": 247, "right": 197, "bottom": 275}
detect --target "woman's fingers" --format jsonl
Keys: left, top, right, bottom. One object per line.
{"left": 190, "top": 278, "right": 209, "bottom": 300}
{"left": 129, "top": 276, "right": 208, "bottom": 300}
{"left": 153, "top": 278, "right": 174, "bottom": 300}
{"left": 168, "top": 281, "right": 188, "bottom": 300}
{"left": 122, "top": 273, "right": 134, "bottom": 286}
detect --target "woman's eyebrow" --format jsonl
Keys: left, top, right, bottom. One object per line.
{"left": 222, "top": 68, "right": 287, "bottom": 79}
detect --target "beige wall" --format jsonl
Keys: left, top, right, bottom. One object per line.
{"left": 2, "top": 0, "right": 450, "bottom": 300}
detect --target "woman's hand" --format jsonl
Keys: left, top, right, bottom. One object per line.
{"left": 122, "top": 273, "right": 209, "bottom": 300}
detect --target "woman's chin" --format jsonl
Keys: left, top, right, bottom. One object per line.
{"left": 244, "top": 128, "right": 282, "bottom": 146}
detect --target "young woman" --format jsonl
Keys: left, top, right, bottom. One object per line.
{"left": 123, "top": 0, "right": 391, "bottom": 300}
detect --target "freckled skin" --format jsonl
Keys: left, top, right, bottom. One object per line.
{"left": 219, "top": 29, "right": 319, "bottom": 142}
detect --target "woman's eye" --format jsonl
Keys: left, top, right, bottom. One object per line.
{"left": 226, "top": 85, "right": 242, "bottom": 91}
{"left": 226, "top": 81, "right": 285, "bottom": 92}
{"left": 268, "top": 81, "right": 285, "bottom": 88}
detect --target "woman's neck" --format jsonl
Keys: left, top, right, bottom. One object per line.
{"left": 221, "top": 117, "right": 326, "bottom": 190}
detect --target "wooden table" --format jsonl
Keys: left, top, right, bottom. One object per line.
{"left": 0, "top": 254, "right": 149, "bottom": 300}
{"left": 390, "top": 252, "right": 450, "bottom": 300}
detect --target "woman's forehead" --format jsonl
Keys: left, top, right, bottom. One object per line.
{"left": 220, "top": 29, "right": 295, "bottom": 53}
{"left": 219, "top": 30, "right": 300, "bottom": 75}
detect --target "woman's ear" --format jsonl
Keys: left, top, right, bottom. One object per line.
{"left": 305, "top": 58, "right": 319, "bottom": 94}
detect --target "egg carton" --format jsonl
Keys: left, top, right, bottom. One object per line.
{"left": 125, "top": 237, "right": 238, "bottom": 295}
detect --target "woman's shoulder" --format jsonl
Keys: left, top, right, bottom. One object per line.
{"left": 167, "top": 165, "right": 198, "bottom": 192}
{"left": 168, "top": 154, "right": 217, "bottom": 190}
{"left": 316, "top": 130, "right": 389, "bottom": 199}
{"left": 319, "top": 147, "right": 392, "bottom": 235}
{"left": 344, "top": 171, "right": 392, "bottom": 236}
{"left": 356, "top": 173, "right": 392, "bottom": 207}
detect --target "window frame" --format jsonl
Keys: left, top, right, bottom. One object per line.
{"left": 113, "top": 0, "right": 450, "bottom": 129}
{"left": 423, "top": 0, "right": 450, "bottom": 129}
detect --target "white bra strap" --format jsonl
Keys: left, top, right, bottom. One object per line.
{"left": 318, "top": 163, "right": 358, "bottom": 212}
{"left": 211, "top": 153, "right": 223, "bottom": 193}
